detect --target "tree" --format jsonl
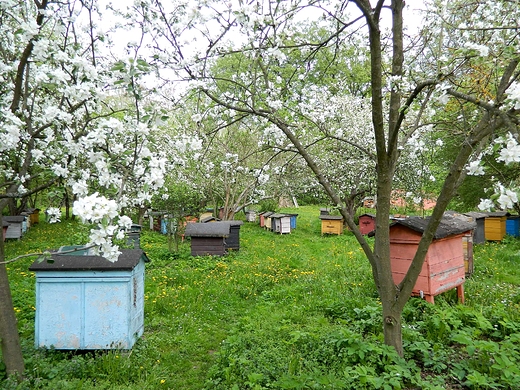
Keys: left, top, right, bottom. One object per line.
{"left": 136, "top": 0, "right": 519, "bottom": 356}
{"left": 1, "top": 0, "right": 99, "bottom": 377}
{"left": 162, "top": 87, "right": 295, "bottom": 220}
{"left": 0, "top": 0, "right": 166, "bottom": 378}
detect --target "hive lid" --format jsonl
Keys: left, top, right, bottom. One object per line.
{"left": 270, "top": 213, "right": 290, "bottom": 218}
{"left": 463, "top": 211, "right": 488, "bottom": 220}
{"left": 200, "top": 216, "right": 220, "bottom": 223}
{"left": 29, "top": 249, "right": 150, "bottom": 271}
{"left": 218, "top": 220, "right": 244, "bottom": 226}
{"left": 3, "top": 216, "right": 26, "bottom": 223}
{"left": 319, "top": 215, "right": 343, "bottom": 220}
{"left": 184, "top": 222, "right": 230, "bottom": 237}
{"left": 485, "top": 211, "right": 510, "bottom": 217}
{"left": 390, "top": 215, "right": 475, "bottom": 239}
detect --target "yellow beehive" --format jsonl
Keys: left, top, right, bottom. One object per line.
{"left": 484, "top": 212, "right": 507, "bottom": 241}
{"left": 320, "top": 215, "right": 343, "bottom": 235}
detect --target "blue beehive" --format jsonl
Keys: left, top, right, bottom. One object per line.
{"left": 506, "top": 215, "right": 520, "bottom": 237}
{"left": 286, "top": 214, "right": 298, "bottom": 229}
{"left": 29, "top": 248, "right": 149, "bottom": 350}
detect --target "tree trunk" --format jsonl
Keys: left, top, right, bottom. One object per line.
{"left": 382, "top": 304, "right": 403, "bottom": 357}
{"left": 138, "top": 207, "right": 146, "bottom": 227}
{"left": 7, "top": 199, "right": 17, "bottom": 216}
{"left": 64, "top": 188, "right": 71, "bottom": 220}
{"left": 0, "top": 217, "right": 26, "bottom": 379}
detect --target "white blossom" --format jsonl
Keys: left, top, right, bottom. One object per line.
{"left": 46, "top": 207, "right": 62, "bottom": 224}
{"left": 497, "top": 133, "right": 520, "bottom": 164}
{"left": 72, "top": 180, "right": 89, "bottom": 196}
{"left": 466, "top": 160, "right": 485, "bottom": 176}
{"left": 507, "top": 82, "right": 520, "bottom": 110}
{"left": 118, "top": 215, "right": 133, "bottom": 230}
{"left": 478, "top": 198, "right": 494, "bottom": 212}
{"left": 465, "top": 42, "right": 489, "bottom": 57}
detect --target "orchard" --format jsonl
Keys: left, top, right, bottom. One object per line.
{"left": 1, "top": 0, "right": 520, "bottom": 385}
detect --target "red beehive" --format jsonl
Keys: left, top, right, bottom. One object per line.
{"left": 2, "top": 221, "right": 9, "bottom": 241}
{"left": 389, "top": 215, "right": 475, "bottom": 304}
{"left": 358, "top": 213, "right": 376, "bottom": 235}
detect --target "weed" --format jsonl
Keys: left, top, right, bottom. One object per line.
{"left": 2, "top": 206, "right": 520, "bottom": 389}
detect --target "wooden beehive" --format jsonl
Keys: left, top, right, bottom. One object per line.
{"left": 264, "top": 212, "right": 274, "bottom": 231}
{"left": 319, "top": 215, "right": 344, "bottom": 235}
{"left": 3, "top": 216, "right": 26, "bottom": 240}
{"left": 287, "top": 214, "right": 298, "bottom": 229}
{"left": 25, "top": 208, "right": 40, "bottom": 225}
{"left": 201, "top": 216, "right": 219, "bottom": 223}
{"left": 444, "top": 211, "right": 477, "bottom": 277}
{"left": 146, "top": 210, "right": 164, "bottom": 231}
{"left": 245, "top": 210, "right": 257, "bottom": 222}
{"left": 389, "top": 216, "right": 474, "bottom": 304}
{"left": 462, "top": 233, "right": 474, "bottom": 276}
{"left": 220, "top": 221, "right": 244, "bottom": 251}
{"left": 20, "top": 212, "right": 31, "bottom": 231}
{"left": 126, "top": 224, "right": 142, "bottom": 249}
{"left": 358, "top": 213, "right": 376, "bottom": 235}
{"left": 2, "top": 221, "right": 9, "bottom": 242}
{"left": 258, "top": 212, "right": 267, "bottom": 228}
{"left": 506, "top": 215, "right": 520, "bottom": 237}
{"left": 464, "top": 212, "right": 487, "bottom": 244}
{"left": 29, "top": 248, "right": 149, "bottom": 350}
{"left": 184, "top": 222, "right": 230, "bottom": 256}
{"left": 199, "top": 210, "right": 214, "bottom": 220}
{"left": 270, "top": 213, "right": 292, "bottom": 234}
{"left": 484, "top": 212, "right": 508, "bottom": 241}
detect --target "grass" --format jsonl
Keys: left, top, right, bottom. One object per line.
{"left": 1, "top": 206, "right": 520, "bottom": 389}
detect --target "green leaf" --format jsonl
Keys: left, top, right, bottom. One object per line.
{"left": 111, "top": 61, "right": 126, "bottom": 72}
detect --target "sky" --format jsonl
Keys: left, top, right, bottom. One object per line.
{"left": 99, "top": 0, "right": 428, "bottom": 57}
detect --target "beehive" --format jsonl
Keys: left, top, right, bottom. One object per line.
{"left": 220, "top": 221, "right": 244, "bottom": 251}
{"left": 287, "top": 214, "right": 298, "bottom": 229}
{"left": 264, "top": 212, "right": 274, "bottom": 231}
{"left": 358, "top": 213, "right": 376, "bottom": 235}
{"left": 445, "top": 211, "right": 476, "bottom": 277}
{"left": 484, "top": 212, "right": 508, "bottom": 241}
{"left": 29, "top": 249, "right": 149, "bottom": 350}
{"left": 506, "top": 215, "right": 520, "bottom": 237}
{"left": 389, "top": 216, "right": 474, "bottom": 304}
{"left": 245, "top": 210, "right": 257, "bottom": 222}
{"left": 270, "top": 213, "right": 292, "bottom": 234}
{"left": 320, "top": 215, "right": 344, "bottom": 235}
{"left": 3, "top": 216, "right": 26, "bottom": 239}
{"left": 464, "top": 212, "right": 487, "bottom": 244}
{"left": 185, "top": 222, "right": 230, "bottom": 256}
{"left": 25, "top": 208, "right": 40, "bottom": 225}
{"left": 2, "top": 221, "right": 9, "bottom": 241}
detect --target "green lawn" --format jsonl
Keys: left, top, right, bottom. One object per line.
{"left": 2, "top": 206, "right": 520, "bottom": 389}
